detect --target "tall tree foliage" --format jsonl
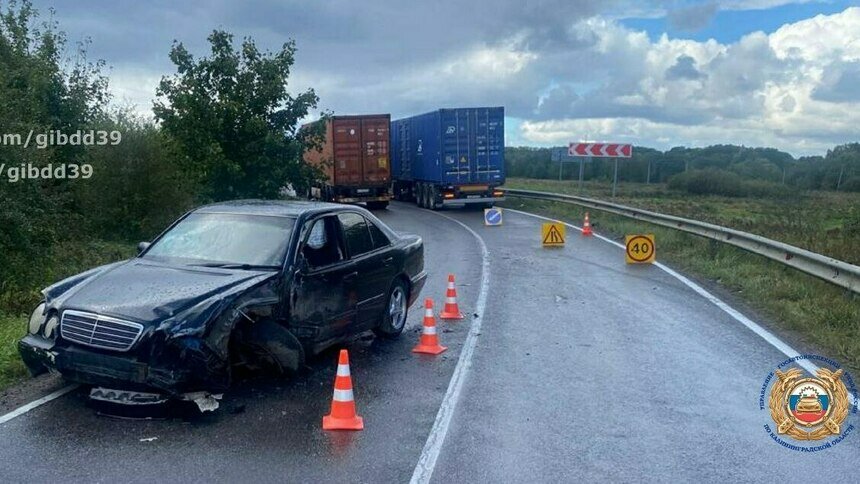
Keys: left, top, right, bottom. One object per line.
{"left": 154, "top": 30, "right": 324, "bottom": 201}
{"left": 0, "top": 0, "right": 109, "bottom": 302}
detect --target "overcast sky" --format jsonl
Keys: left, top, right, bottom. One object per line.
{"left": 28, "top": 0, "right": 860, "bottom": 155}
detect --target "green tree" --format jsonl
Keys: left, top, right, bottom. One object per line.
{"left": 0, "top": 0, "right": 109, "bottom": 308}
{"left": 154, "top": 30, "right": 323, "bottom": 201}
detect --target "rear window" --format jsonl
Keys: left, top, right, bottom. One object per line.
{"left": 368, "top": 220, "right": 390, "bottom": 249}
{"left": 337, "top": 212, "right": 374, "bottom": 257}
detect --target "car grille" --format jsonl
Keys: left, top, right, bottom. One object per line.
{"left": 60, "top": 310, "right": 144, "bottom": 352}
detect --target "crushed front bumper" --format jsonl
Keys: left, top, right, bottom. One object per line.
{"left": 18, "top": 334, "right": 226, "bottom": 396}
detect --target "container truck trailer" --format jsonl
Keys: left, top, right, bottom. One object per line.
{"left": 391, "top": 107, "right": 505, "bottom": 209}
{"left": 303, "top": 114, "right": 392, "bottom": 210}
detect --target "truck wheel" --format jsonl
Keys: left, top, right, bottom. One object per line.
{"left": 373, "top": 279, "right": 409, "bottom": 339}
{"left": 417, "top": 184, "right": 426, "bottom": 208}
{"left": 367, "top": 201, "right": 389, "bottom": 210}
{"left": 427, "top": 185, "right": 439, "bottom": 210}
{"left": 239, "top": 320, "right": 305, "bottom": 375}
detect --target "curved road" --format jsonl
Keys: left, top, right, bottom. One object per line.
{"left": 0, "top": 202, "right": 856, "bottom": 483}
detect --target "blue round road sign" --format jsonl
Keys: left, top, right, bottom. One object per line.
{"left": 484, "top": 208, "right": 502, "bottom": 226}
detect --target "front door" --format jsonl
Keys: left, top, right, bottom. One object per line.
{"left": 291, "top": 215, "right": 358, "bottom": 344}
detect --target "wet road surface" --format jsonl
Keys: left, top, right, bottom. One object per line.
{"left": 0, "top": 203, "right": 857, "bottom": 483}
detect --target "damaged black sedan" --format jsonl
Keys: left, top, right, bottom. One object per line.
{"left": 19, "top": 201, "right": 426, "bottom": 407}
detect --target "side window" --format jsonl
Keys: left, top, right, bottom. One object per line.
{"left": 301, "top": 217, "right": 344, "bottom": 268}
{"left": 337, "top": 212, "right": 374, "bottom": 257}
{"left": 367, "top": 219, "right": 390, "bottom": 249}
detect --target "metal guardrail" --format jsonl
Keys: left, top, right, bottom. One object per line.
{"left": 505, "top": 188, "right": 860, "bottom": 294}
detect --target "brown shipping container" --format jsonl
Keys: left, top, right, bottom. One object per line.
{"left": 304, "top": 115, "right": 391, "bottom": 200}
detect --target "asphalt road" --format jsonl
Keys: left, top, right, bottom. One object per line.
{"left": 0, "top": 202, "right": 857, "bottom": 483}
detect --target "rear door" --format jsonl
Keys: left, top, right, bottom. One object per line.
{"left": 440, "top": 109, "right": 474, "bottom": 185}
{"left": 360, "top": 116, "right": 390, "bottom": 185}
{"left": 332, "top": 118, "right": 362, "bottom": 185}
{"left": 479, "top": 107, "right": 505, "bottom": 184}
{"left": 337, "top": 212, "right": 395, "bottom": 330}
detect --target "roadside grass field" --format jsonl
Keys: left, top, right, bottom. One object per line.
{"left": 0, "top": 313, "right": 28, "bottom": 390}
{"left": 502, "top": 178, "right": 860, "bottom": 375}
{"left": 0, "top": 240, "right": 134, "bottom": 391}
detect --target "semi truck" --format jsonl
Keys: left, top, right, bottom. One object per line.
{"left": 303, "top": 114, "right": 392, "bottom": 210}
{"left": 391, "top": 107, "right": 505, "bottom": 209}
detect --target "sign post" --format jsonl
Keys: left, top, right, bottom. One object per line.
{"left": 612, "top": 158, "right": 619, "bottom": 197}
{"left": 569, "top": 143, "right": 633, "bottom": 197}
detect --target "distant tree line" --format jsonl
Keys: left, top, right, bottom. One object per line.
{"left": 506, "top": 144, "right": 860, "bottom": 193}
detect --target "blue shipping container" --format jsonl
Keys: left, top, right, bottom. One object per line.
{"left": 391, "top": 107, "right": 505, "bottom": 208}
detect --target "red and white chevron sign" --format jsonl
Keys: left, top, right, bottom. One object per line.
{"left": 568, "top": 143, "right": 633, "bottom": 158}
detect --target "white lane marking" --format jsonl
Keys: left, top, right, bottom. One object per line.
{"left": 0, "top": 383, "right": 79, "bottom": 425}
{"left": 504, "top": 208, "right": 831, "bottom": 378}
{"left": 410, "top": 210, "right": 490, "bottom": 484}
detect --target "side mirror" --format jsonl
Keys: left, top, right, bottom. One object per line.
{"left": 137, "top": 241, "right": 151, "bottom": 255}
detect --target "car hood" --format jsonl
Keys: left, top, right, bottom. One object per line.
{"left": 47, "top": 259, "right": 279, "bottom": 324}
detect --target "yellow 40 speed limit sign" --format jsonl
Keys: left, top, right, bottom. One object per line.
{"left": 625, "top": 234, "right": 655, "bottom": 264}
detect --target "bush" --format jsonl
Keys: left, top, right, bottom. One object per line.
{"left": 668, "top": 169, "right": 747, "bottom": 197}
{"left": 668, "top": 169, "right": 793, "bottom": 198}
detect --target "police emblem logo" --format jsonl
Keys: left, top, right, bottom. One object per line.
{"left": 768, "top": 367, "right": 849, "bottom": 440}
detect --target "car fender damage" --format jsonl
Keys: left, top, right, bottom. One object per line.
{"left": 144, "top": 276, "right": 283, "bottom": 396}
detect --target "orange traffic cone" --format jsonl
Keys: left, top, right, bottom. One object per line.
{"left": 439, "top": 274, "right": 464, "bottom": 320}
{"left": 582, "top": 212, "right": 593, "bottom": 236}
{"left": 413, "top": 299, "right": 447, "bottom": 355}
{"left": 322, "top": 349, "right": 364, "bottom": 430}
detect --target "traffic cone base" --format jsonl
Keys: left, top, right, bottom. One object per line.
{"left": 412, "top": 343, "right": 448, "bottom": 355}
{"left": 323, "top": 414, "right": 364, "bottom": 430}
{"left": 439, "top": 309, "right": 464, "bottom": 320}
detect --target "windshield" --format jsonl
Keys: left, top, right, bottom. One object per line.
{"left": 144, "top": 212, "right": 295, "bottom": 267}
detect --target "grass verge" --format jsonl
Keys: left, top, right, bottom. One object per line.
{"left": 0, "top": 239, "right": 134, "bottom": 391}
{"left": 500, "top": 195, "right": 860, "bottom": 377}
{"left": 0, "top": 313, "right": 27, "bottom": 390}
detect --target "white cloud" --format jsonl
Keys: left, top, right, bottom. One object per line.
{"left": 108, "top": 66, "right": 163, "bottom": 119}
{"left": 87, "top": 2, "right": 860, "bottom": 155}
{"left": 517, "top": 7, "right": 860, "bottom": 155}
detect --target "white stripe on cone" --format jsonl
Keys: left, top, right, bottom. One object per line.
{"left": 336, "top": 364, "right": 350, "bottom": 377}
{"left": 424, "top": 308, "right": 433, "bottom": 318}
{"left": 445, "top": 297, "right": 457, "bottom": 304}
{"left": 333, "top": 388, "right": 354, "bottom": 402}
{"left": 423, "top": 325, "right": 437, "bottom": 335}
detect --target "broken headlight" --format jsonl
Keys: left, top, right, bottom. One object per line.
{"left": 28, "top": 302, "right": 47, "bottom": 334}
{"left": 43, "top": 314, "right": 59, "bottom": 339}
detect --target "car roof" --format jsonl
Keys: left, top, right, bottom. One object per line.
{"left": 194, "top": 200, "right": 350, "bottom": 218}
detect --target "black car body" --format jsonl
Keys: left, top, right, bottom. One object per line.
{"left": 19, "top": 201, "right": 426, "bottom": 397}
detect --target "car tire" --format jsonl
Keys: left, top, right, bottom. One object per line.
{"left": 240, "top": 320, "right": 305, "bottom": 375}
{"left": 373, "top": 279, "right": 409, "bottom": 339}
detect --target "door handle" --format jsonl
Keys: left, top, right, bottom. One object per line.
{"left": 343, "top": 271, "right": 359, "bottom": 282}
{"left": 382, "top": 256, "right": 394, "bottom": 266}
